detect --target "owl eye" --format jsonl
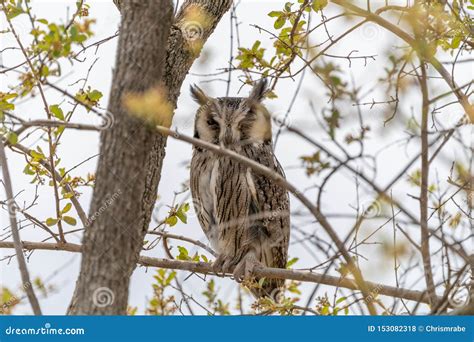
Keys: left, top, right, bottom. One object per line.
{"left": 206, "top": 117, "right": 218, "bottom": 127}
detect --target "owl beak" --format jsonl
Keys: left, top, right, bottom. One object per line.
{"left": 221, "top": 126, "right": 238, "bottom": 149}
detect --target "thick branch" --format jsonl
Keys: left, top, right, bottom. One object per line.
{"left": 0, "top": 240, "right": 444, "bottom": 307}
{"left": 68, "top": 0, "right": 174, "bottom": 315}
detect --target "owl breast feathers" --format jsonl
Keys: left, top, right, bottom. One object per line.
{"left": 189, "top": 80, "right": 290, "bottom": 299}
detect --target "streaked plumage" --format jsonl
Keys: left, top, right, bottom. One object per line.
{"left": 190, "top": 80, "right": 290, "bottom": 299}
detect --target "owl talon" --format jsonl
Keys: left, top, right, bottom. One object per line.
{"left": 212, "top": 255, "right": 233, "bottom": 276}
{"left": 233, "top": 254, "right": 261, "bottom": 283}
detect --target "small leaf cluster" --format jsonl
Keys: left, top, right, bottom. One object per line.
{"left": 300, "top": 151, "right": 331, "bottom": 176}
{"left": 146, "top": 269, "right": 177, "bottom": 316}
{"left": 202, "top": 279, "right": 230, "bottom": 315}
{"left": 315, "top": 294, "right": 349, "bottom": 315}
{"left": 164, "top": 202, "right": 190, "bottom": 227}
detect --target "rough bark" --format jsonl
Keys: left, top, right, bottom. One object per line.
{"left": 68, "top": 0, "right": 173, "bottom": 315}
{"left": 69, "top": 0, "right": 232, "bottom": 315}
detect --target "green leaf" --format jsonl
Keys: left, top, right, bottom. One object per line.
{"left": 286, "top": 257, "right": 299, "bottom": 268}
{"left": 165, "top": 271, "right": 176, "bottom": 286}
{"left": 63, "top": 216, "right": 77, "bottom": 226}
{"left": 49, "top": 105, "right": 64, "bottom": 120}
{"left": 61, "top": 203, "right": 72, "bottom": 214}
{"left": 165, "top": 215, "right": 178, "bottom": 227}
{"left": 63, "top": 192, "right": 75, "bottom": 199}
{"left": 177, "top": 246, "right": 189, "bottom": 260}
{"left": 70, "top": 26, "right": 78, "bottom": 40}
{"left": 46, "top": 218, "right": 58, "bottom": 226}
{"left": 176, "top": 204, "right": 188, "bottom": 224}
{"left": 312, "top": 0, "right": 328, "bottom": 11}
{"left": 274, "top": 17, "right": 286, "bottom": 29}
{"left": 7, "top": 132, "right": 18, "bottom": 145}
{"left": 88, "top": 90, "right": 103, "bottom": 101}
{"left": 23, "top": 165, "right": 35, "bottom": 175}
{"left": 6, "top": 7, "right": 24, "bottom": 19}
{"left": 40, "top": 65, "right": 49, "bottom": 77}
{"left": 268, "top": 11, "right": 282, "bottom": 18}
{"left": 30, "top": 150, "right": 45, "bottom": 160}
{"left": 176, "top": 211, "right": 187, "bottom": 224}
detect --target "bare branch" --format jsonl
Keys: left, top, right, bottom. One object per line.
{"left": 0, "top": 140, "right": 42, "bottom": 315}
{"left": 0, "top": 240, "right": 447, "bottom": 307}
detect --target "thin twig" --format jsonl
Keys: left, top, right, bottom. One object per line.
{"left": 0, "top": 140, "right": 42, "bottom": 315}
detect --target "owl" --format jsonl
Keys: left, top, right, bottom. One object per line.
{"left": 189, "top": 79, "right": 290, "bottom": 299}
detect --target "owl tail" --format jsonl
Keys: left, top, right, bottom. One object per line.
{"left": 249, "top": 278, "right": 285, "bottom": 302}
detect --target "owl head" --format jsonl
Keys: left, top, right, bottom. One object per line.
{"left": 190, "top": 79, "right": 272, "bottom": 149}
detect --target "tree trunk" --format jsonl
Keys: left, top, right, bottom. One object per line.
{"left": 69, "top": 0, "right": 232, "bottom": 315}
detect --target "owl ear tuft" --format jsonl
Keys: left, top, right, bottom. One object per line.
{"left": 248, "top": 79, "right": 268, "bottom": 103}
{"left": 190, "top": 84, "right": 211, "bottom": 106}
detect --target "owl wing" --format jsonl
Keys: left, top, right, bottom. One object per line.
{"left": 190, "top": 151, "right": 217, "bottom": 244}
{"left": 191, "top": 150, "right": 253, "bottom": 257}
{"left": 212, "top": 157, "right": 253, "bottom": 259}
{"left": 244, "top": 143, "right": 290, "bottom": 269}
